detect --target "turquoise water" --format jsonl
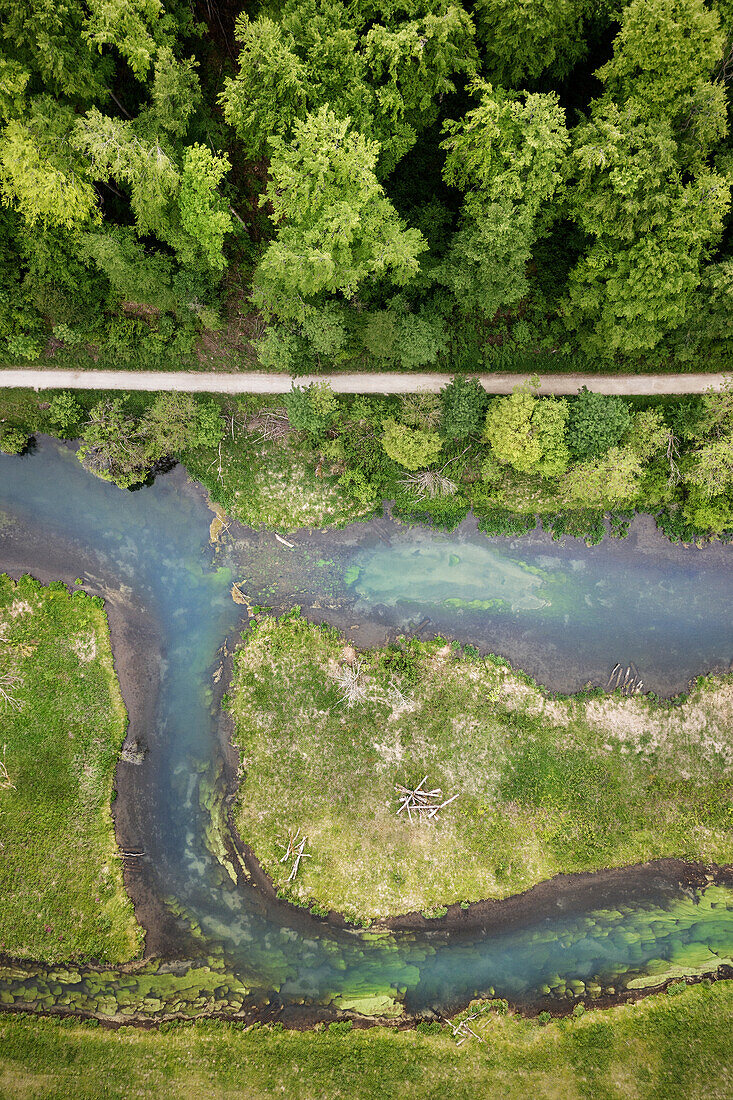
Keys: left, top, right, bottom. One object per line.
{"left": 347, "top": 523, "right": 733, "bottom": 696}
{"left": 1, "top": 438, "right": 733, "bottom": 1020}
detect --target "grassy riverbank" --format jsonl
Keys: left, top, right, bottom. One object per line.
{"left": 1, "top": 980, "right": 732, "bottom": 1099}
{"left": 0, "top": 574, "right": 142, "bottom": 963}
{"left": 229, "top": 615, "right": 733, "bottom": 921}
{"left": 2, "top": 384, "right": 731, "bottom": 540}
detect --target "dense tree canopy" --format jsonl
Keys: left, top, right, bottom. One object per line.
{"left": 0, "top": 0, "right": 732, "bottom": 376}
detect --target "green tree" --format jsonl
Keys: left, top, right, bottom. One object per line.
{"left": 626, "top": 407, "right": 670, "bottom": 462}
{"left": 178, "top": 144, "right": 232, "bottom": 272}
{"left": 683, "top": 381, "right": 733, "bottom": 506}
{"left": 0, "top": 0, "right": 103, "bottom": 100}
{"left": 253, "top": 107, "right": 426, "bottom": 320}
{"left": 685, "top": 434, "right": 733, "bottom": 499}
{"left": 78, "top": 398, "right": 149, "bottom": 488}
{"left": 381, "top": 417, "right": 442, "bottom": 469}
{"left": 531, "top": 398, "right": 570, "bottom": 477}
{"left": 148, "top": 48, "right": 202, "bottom": 139}
{"left": 567, "top": 114, "right": 729, "bottom": 354}
{"left": 483, "top": 390, "right": 569, "bottom": 475}
{"left": 359, "top": 307, "right": 446, "bottom": 368}
{"left": 567, "top": 389, "right": 631, "bottom": 460}
{"left": 84, "top": 0, "right": 165, "bottom": 81}
{"left": 219, "top": 1, "right": 476, "bottom": 175}
{"left": 440, "top": 82, "right": 568, "bottom": 321}
{"left": 473, "top": 0, "right": 590, "bottom": 85}
{"left": 140, "top": 393, "right": 224, "bottom": 455}
{"left": 596, "top": 0, "right": 726, "bottom": 159}
{"left": 79, "top": 228, "right": 176, "bottom": 312}
{"left": 564, "top": 0, "right": 729, "bottom": 356}
{"left": 563, "top": 446, "right": 642, "bottom": 506}
{"left": 284, "top": 383, "right": 341, "bottom": 439}
{"left": 0, "top": 99, "right": 98, "bottom": 231}
{"left": 75, "top": 108, "right": 231, "bottom": 272}
{"left": 440, "top": 376, "right": 487, "bottom": 440}
{"left": 47, "top": 391, "right": 83, "bottom": 437}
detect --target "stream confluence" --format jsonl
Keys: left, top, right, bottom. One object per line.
{"left": 1, "top": 438, "right": 732, "bottom": 1023}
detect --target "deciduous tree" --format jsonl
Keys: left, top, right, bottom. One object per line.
{"left": 253, "top": 107, "right": 426, "bottom": 319}
{"left": 440, "top": 82, "right": 568, "bottom": 321}
{"left": 381, "top": 417, "right": 443, "bottom": 469}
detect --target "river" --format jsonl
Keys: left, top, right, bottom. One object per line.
{"left": 0, "top": 437, "right": 732, "bottom": 1022}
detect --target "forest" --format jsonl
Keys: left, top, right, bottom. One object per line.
{"left": 2, "top": 0, "right": 733, "bottom": 374}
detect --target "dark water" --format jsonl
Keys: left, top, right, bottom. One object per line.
{"left": 1, "top": 438, "right": 733, "bottom": 1019}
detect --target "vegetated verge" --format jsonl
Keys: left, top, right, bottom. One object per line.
{"left": 1, "top": 383, "right": 732, "bottom": 540}
{"left": 0, "top": 574, "right": 142, "bottom": 963}
{"left": 1, "top": 978, "right": 732, "bottom": 1100}
{"left": 228, "top": 613, "right": 733, "bottom": 924}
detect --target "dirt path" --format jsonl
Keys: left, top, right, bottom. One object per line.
{"left": 0, "top": 367, "right": 729, "bottom": 395}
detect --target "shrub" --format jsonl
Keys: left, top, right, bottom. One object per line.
{"left": 7, "top": 333, "right": 42, "bottom": 361}
{"left": 284, "top": 383, "right": 340, "bottom": 439}
{"left": 441, "top": 376, "right": 487, "bottom": 439}
{"left": 0, "top": 426, "right": 28, "bottom": 454}
{"left": 381, "top": 418, "right": 443, "bottom": 470}
{"left": 48, "top": 391, "right": 83, "bottom": 437}
{"left": 567, "top": 388, "right": 632, "bottom": 459}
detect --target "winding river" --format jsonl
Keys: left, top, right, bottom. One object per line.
{"left": 1, "top": 437, "right": 733, "bottom": 1023}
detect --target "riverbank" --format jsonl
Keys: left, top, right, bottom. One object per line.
{"left": 228, "top": 615, "right": 733, "bottom": 921}
{"left": 2, "top": 382, "right": 732, "bottom": 541}
{"left": 2, "top": 978, "right": 733, "bottom": 1099}
{"left": 0, "top": 575, "right": 142, "bottom": 963}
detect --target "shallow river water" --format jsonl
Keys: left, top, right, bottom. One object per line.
{"left": 1, "top": 438, "right": 732, "bottom": 1021}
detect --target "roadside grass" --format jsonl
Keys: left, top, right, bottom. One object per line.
{"left": 1, "top": 980, "right": 732, "bottom": 1098}
{"left": 0, "top": 574, "right": 142, "bottom": 963}
{"left": 229, "top": 615, "right": 733, "bottom": 921}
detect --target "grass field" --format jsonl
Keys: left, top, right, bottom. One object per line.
{"left": 0, "top": 574, "right": 142, "bottom": 963}
{"left": 1, "top": 980, "right": 732, "bottom": 1099}
{"left": 185, "top": 422, "right": 374, "bottom": 532}
{"left": 229, "top": 614, "right": 733, "bottom": 921}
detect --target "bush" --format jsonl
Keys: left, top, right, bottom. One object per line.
{"left": 476, "top": 509, "right": 537, "bottom": 537}
{"left": 48, "top": 391, "right": 83, "bottom": 437}
{"left": 284, "top": 383, "right": 340, "bottom": 439}
{"left": 441, "top": 376, "right": 487, "bottom": 439}
{"left": 381, "top": 418, "right": 443, "bottom": 470}
{"left": 7, "top": 332, "right": 42, "bottom": 361}
{"left": 0, "top": 425, "right": 28, "bottom": 454}
{"left": 568, "top": 388, "right": 632, "bottom": 459}
{"left": 544, "top": 509, "right": 606, "bottom": 544}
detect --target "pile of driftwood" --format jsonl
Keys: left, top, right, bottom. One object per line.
{"left": 443, "top": 1011, "right": 486, "bottom": 1046}
{"left": 396, "top": 776, "right": 458, "bottom": 822}
{"left": 278, "top": 828, "right": 310, "bottom": 882}
{"left": 606, "top": 663, "right": 644, "bottom": 695}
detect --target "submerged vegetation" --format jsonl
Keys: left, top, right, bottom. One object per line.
{"left": 2, "top": 979, "right": 733, "bottom": 1099}
{"left": 0, "top": 574, "right": 141, "bottom": 963}
{"left": 229, "top": 614, "right": 733, "bottom": 920}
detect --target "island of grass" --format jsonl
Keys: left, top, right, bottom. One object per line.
{"left": 0, "top": 574, "right": 142, "bottom": 963}
{"left": 228, "top": 613, "right": 733, "bottom": 922}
